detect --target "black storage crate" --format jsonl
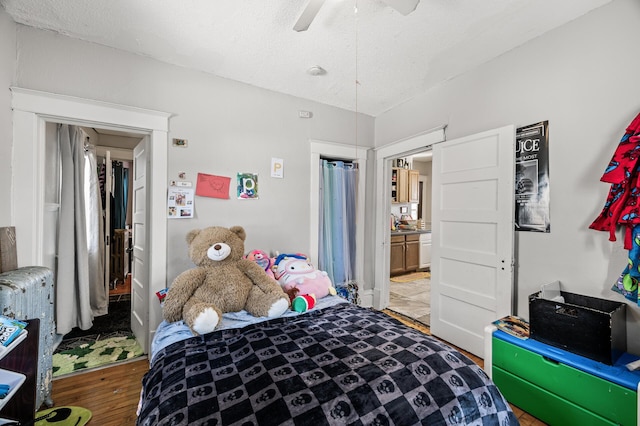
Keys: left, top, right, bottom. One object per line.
{"left": 529, "top": 291, "right": 626, "bottom": 365}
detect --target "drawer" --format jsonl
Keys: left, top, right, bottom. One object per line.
{"left": 493, "top": 337, "right": 636, "bottom": 425}
{"left": 405, "top": 233, "right": 420, "bottom": 242}
{"left": 390, "top": 235, "right": 405, "bottom": 243}
{"left": 493, "top": 366, "right": 616, "bottom": 426}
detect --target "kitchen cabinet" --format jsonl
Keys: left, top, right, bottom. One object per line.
{"left": 419, "top": 232, "right": 431, "bottom": 269}
{"left": 409, "top": 169, "right": 419, "bottom": 203}
{"left": 391, "top": 168, "right": 407, "bottom": 203}
{"left": 391, "top": 168, "right": 419, "bottom": 204}
{"left": 390, "top": 235, "right": 406, "bottom": 275}
{"left": 390, "top": 233, "right": 420, "bottom": 275}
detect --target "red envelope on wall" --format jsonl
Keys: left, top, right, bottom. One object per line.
{"left": 196, "top": 173, "right": 230, "bottom": 199}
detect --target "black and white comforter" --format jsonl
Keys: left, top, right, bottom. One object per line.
{"left": 137, "top": 302, "right": 518, "bottom": 426}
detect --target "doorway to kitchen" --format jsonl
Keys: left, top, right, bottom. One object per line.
{"left": 387, "top": 152, "right": 432, "bottom": 326}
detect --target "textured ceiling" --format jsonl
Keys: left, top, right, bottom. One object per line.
{"left": 1, "top": 0, "right": 611, "bottom": 116}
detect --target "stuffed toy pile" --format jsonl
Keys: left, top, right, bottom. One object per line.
{"left": 163, "top": 226, "right": 290, "bottom": 334}
{"left": 273, "top": 253, "right": 336, "bottom": 311}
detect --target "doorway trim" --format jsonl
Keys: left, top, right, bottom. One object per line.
{"left": 10, "top": 87, "right": 170, "bottom": 351}
{"left": 372, "top": 127, "right": 445, "bottom": 310}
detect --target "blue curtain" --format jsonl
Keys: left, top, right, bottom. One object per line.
{"left": 111, "top": 161, "right": 129, "bottom": 233}
{"left": 319, "top": 160, "right": 357, "bottom": 287}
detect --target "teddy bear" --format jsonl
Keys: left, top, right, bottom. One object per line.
{"left": 163, "top": 226, "right": 290, "bottom": 335}
{"left": 273, "top": 254, "right": 337, "bottom": 309}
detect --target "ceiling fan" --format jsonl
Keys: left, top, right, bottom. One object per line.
{"left": 293, "top": 0, "right": 420, "bottom": 32}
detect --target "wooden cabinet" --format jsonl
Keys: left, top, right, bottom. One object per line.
{"left": 409, "top": 169, "right": 419, "bottom": 203}
{"left": 390, "top": 233, "right": 421, "bottom": 275}
{"left": 391, "top": 168, "right": 408, "bottom": 203}
{"left": 390, "top": 235, "right": 406, "bottom": 275}
{"left": 391, "top": 168, "right": 419, "bottom": 204}
{"left": 111, "top": 228, "right": 131, "bottom": 285}
{"left": 405, "top": 235, "right": 420, "bottom": 271}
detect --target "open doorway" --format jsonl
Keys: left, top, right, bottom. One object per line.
{"left": 51, "top": 127, "right": 142, "bottom": 354}
{"left": 386, "top": 152, "right": 432, "bottom": 325}
{"left": 11, "top": 88, "right": 170, "bottom": 360}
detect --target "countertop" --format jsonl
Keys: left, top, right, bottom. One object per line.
{"left": 390, "top": 229, "right": 431, "bottom": 235}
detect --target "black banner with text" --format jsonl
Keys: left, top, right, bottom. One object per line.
{"left": 515, "top": 121, "right": 550, "bottom": 232}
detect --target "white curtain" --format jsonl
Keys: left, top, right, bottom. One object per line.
{"left": 56, "top": 124, "right": 107, "bottom": 335}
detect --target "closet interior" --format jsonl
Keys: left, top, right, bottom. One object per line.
{"left": 92, "top": 127, "right": 140, "bottom": 302}
{"left": 43, "top": 123, "right": 143, "bottom": 349}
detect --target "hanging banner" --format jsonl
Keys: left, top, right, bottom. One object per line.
{"left": 515, "top": 121, "right": 550, "bottom": 232}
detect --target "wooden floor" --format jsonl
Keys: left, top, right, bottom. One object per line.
{"left": 49, "top": 313, "right": 547, "bottom": 426}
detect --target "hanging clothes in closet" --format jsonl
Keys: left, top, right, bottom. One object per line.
{"left": 111, "top": 161, "right": 129, "bottom": 235}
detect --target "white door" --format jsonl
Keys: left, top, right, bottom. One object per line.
{"left": 430, "top": 125, "right": 515, "bottom": 357}
{"left": 131, "top": 138, "right": 149, "bottom": 353}
{"left": 104, "top": 151, "right": 112, "bottom": 291}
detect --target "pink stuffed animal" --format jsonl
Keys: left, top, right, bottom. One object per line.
{"left": 244, "top": 249, "right": 275, "bottom": 278}
{"left": 273, "top": 254, "right": 336, "bottom": 302}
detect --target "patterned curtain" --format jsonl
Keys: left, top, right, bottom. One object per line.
{"left": 319, "top": 160, "right": 357, "bottom": 290}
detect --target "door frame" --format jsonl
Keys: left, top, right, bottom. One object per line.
{"left": 309, "top": 140, "right": 368, "bottom": 300}
{"left": 372, "top": 127, "right": 445, "bottom": 309}
{"left": 10, "top": 87, "right": 170, "bottom": 353}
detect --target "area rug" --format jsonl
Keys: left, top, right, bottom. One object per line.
{"left": 52, "top": 335, "right": 143, "bottom": 377}
{"left": 35, "top": 406, "right": 92, "bottom": 426}
{"left": 390, "top": 271, "right": 431, "bottom": 282}
{"left": 61, "top": 300, "right": 131, "bottom": 340}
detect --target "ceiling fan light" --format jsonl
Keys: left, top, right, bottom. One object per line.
{"left": 307, "top": 66, "right": 327, "bottom": 76}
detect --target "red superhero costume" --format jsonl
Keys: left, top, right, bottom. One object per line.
{"left": 590, "top": 112, "right": 640, "bottom": 249}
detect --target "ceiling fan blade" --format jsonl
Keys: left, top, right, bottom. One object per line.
{"left": 380, "top": 0, "right": 420, "bottom": 15}
{"left": 293, "top": 0, "right": 327, "bottom": 32}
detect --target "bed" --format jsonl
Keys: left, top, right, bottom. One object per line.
{"left": 136, "top": 296, "right": 519, "bottom": 425}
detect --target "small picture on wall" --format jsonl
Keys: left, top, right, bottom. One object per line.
{"left": 396, "top": 159, "right": 404, "bottom": 168}
{"left": 237, "top": 173, "right": 259, "bottom": 199}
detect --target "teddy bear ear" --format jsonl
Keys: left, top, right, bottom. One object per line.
{"left": 230, "top": 226, "right": 246, "bottom": 241}
{"left": 186, "top": 229, "right": 201, "bottom": 244}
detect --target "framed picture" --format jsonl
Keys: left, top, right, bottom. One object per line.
{"left": 396, "top": 159, "right": 404, "bottom": 168}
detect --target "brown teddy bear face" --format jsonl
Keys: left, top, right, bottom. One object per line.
{"left": 186, "top": 226, "right": 247, "bottom": 267}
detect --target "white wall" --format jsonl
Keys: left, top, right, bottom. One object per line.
{"left": 5, "top": 24, "right": 375, "bottom": 285}
{"left": 0, "top": 8, "right": 16, "bottom": 226}
{"left": 376, "top": 0, "right": 640, "bottom": 352}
